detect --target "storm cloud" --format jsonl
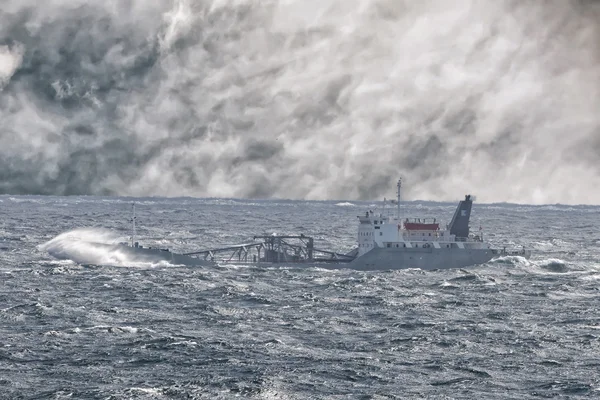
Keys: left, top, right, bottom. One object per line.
{"left": 1, "top": 0, "right": 599, "bottom": 204}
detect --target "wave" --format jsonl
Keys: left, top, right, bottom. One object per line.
{"left": 489, "top": 255, "right": 530, "bottom": 267}
{"left": 534, "top": 258, "right": 570, "bottom": 273}
{"left": 39, "top": 228, "right": 169, "bottom": 267}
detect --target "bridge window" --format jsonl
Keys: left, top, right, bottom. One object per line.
{"left": 380, "top": 232, "right": 383, "bottom": 236}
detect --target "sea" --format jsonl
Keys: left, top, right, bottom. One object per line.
{"left": 1, "top": 195, "right": 599, "bottom": 399}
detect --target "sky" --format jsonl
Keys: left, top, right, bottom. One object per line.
{"left": 1, "top": 0, "right": 599, "bottom": 204}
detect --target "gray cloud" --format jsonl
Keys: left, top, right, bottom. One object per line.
{"left": 0, "top": 0, "right": 599, "bottom": 204}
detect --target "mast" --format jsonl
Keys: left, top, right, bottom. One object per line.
{"left": 396, "top": 178, "right": 402, "bottom": 219}
{"left": 131, "top": 202, "right": 136, "bottom": 247}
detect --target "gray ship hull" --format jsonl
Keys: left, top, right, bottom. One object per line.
{"left": 224, "top": 247, "right": 502, "bottom": 271}
{"left": 107, "top": 244, "right": 216, "bottom": 267}
{"left": 341, "top": 247, "right": 496, "bottom": 271}
{"left": 48, "top": 243, "right": 217, "bottom": 267}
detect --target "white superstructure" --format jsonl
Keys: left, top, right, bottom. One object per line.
{"left": 357, "top": 180, "right": 488, "bottom": 258}
{"left": 346, "top": 181, "right": 529, "bottom": 270}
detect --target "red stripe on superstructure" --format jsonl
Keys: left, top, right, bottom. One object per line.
{"left": 404, "top": 222, "right": 440, "bottom": 230}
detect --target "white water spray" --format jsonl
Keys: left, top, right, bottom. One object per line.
{"left": 39, "top": 228, "right": 164, "bottom": 267}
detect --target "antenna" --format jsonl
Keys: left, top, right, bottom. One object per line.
{"left": 131, "top": 202, "right": 136, "bottom": 247}
{"left": 396, "top": 177, "right": 402, "bottom": 219}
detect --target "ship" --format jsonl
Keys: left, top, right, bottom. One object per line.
{"left": 187, "top": 179, "right": 531, "bottom": 270}
{"left": 45, "top": 180, "right": 529, "bottom": 270}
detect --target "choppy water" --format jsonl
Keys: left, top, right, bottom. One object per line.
{"left": 1, "top": 196, "right": 599, "bottom": 399}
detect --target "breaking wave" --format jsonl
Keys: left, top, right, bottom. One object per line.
{"left": 39, "top": 228, "right": 167, "bottom": 267}
{"left": 535, "top": 258, "right": 570, "bottom": 273}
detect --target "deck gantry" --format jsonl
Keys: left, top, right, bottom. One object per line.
{"left": 183, "top": 234, "right": 355, "bottom": 264}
